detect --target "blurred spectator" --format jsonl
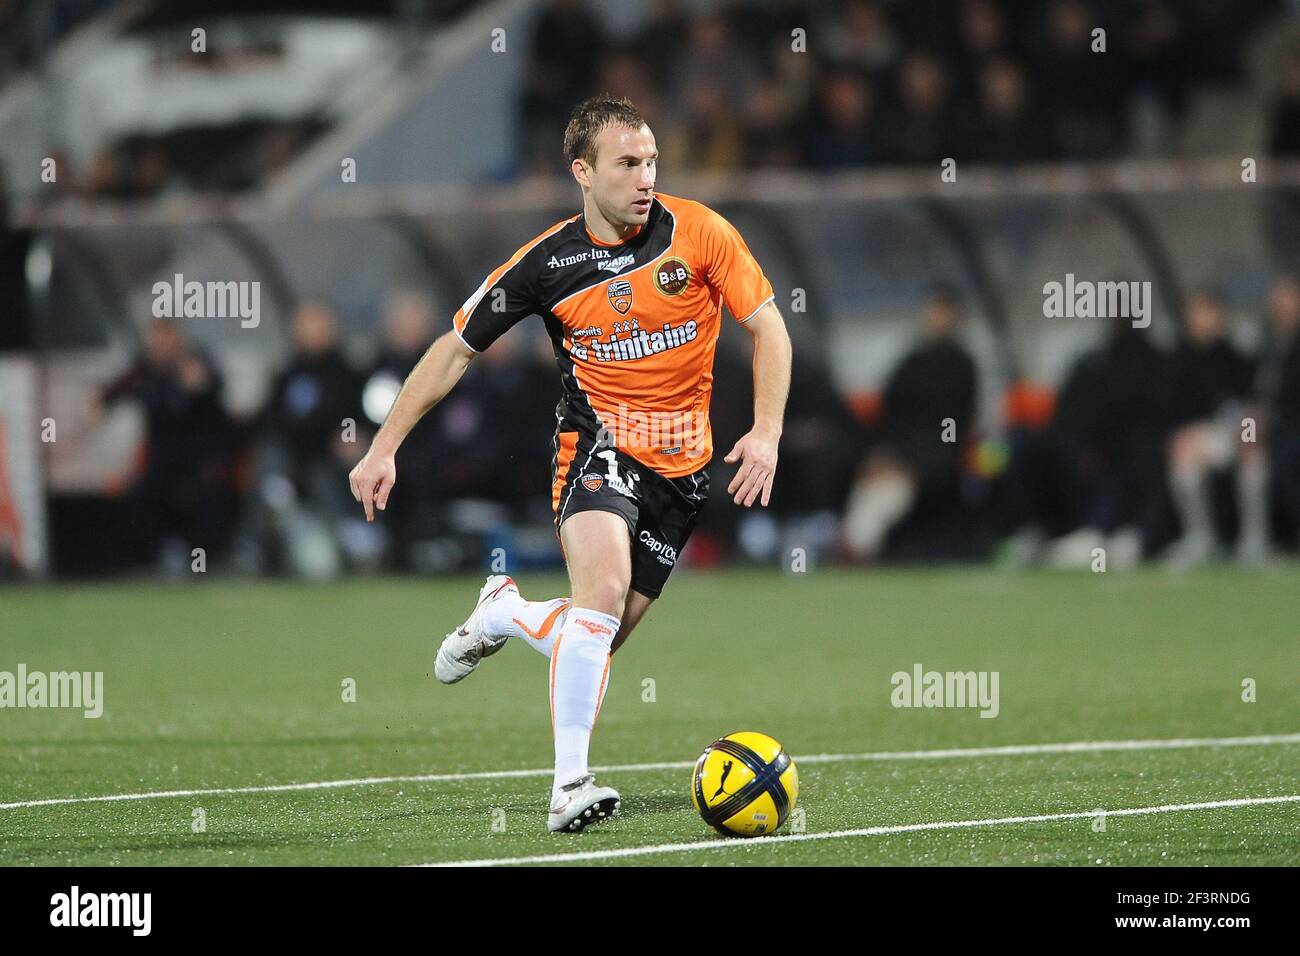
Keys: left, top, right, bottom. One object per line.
{"left": 881, "top": 53, "right": 955, "bottom": 163}
{"left": 1039, "top": 320, "right": 1168, "bottom": 568}
{"left": 593, "top": 50, "right": 662, "bottom": 131}
{"left": 663, "top": 77, "right": 746, "bottom": 171}
{"left": 962, "top": 58, "right": 1052, "bottom": 162}
{"left": 804, "top": 69, "right": 877, "bottom": 168}
{"left": 843, "top": 290, "right": 977, "bottom": 560}
{"left": 519, "top": 0, "right": 606, "bottom": 175}
{"left": 821, "top": 0, "right": 899, "bottom": 75}
{"left": 954, "top": 0, "right": 1016, "bottom": 85}
{"left": 630, "top": 0, "right": 690, "bottom": 89}
{"left": 1034, "top": 0, "right": 1126, "bottom": 158}
{"left": 364, "top": 292, "right": 441, "bottom": 566}
{"left": 1269, "top": 43, "right": 1300, "bottom": 157}
{"left": 236, "top": 301, "right": 368, "bottom": 577}
{"left": 741, "top": 78, "right": 802, "bottom": 168}
{"left": 1259, "top": 275, "right": 1300, "bottom": 549}
{"left": 99, "top": 317, "right": 236, "bottom": 569}
{"left": 1162, "top": 291, "right": 1262, "bottom": 566}
{"left": 672, "top": 11, "right": 759, "bottom": 108}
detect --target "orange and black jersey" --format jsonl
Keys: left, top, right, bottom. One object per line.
{"left": 452, "top": 192, "right": 775, "bottom": 479}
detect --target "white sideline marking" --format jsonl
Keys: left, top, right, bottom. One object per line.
{"left": 422, "top": 795, "right": 1300, "bottom": 867}
{"left": 1, "top": 732, "right": 1296, "bottom": 812}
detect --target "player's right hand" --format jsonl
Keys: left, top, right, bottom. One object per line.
{"left": 348, "top": 449, "right": 396, "bottom": 522}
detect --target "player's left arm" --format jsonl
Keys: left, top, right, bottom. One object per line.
{"left": 725, "top": 300, "right": 792, "bottom": 507}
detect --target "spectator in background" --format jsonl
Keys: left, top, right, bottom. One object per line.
{"left": 99, "top": 317, "right": 235, "bottom": 569}
{"left": 1034, "top": 0, "right": 1126, "bottom": 158}
{"left": 1162, "top": 291, "right": 1262, "bottom": 566}
{"left": 882, "top": 53, "right": 955, "bottom": 163}
{"left": 963, "top": 58, "right": 1053, "bottom": 162}
{"left": 843, "top": 289, "right": 977, "bottom": 560}
{"left": 804, "top": 69, "right": 876, "bottom": 168}
{"left": 663, "top": 77, "right": 745, "bottom": 171}
{"left": 1269, "top": 43, "right": 1300, "bottom": 157}
{"left": 741, "top": 78, "right": 802, "bottom": 168}
{"left": 261, "top": 301, "right": 363, "bottom": 487}
{"left": 821, "top": 0, "right": 899, "bottom": 75}
{"left": 593, "top": 49, "right": 662, "bottom": 132}
{"left": 672, "top": 11, "right": 759, "bottom": 108}
{"left": 630, "top": 0, "right": 689, "bottom": 89}
{"left": 364, "top": 292, "right": 442, "bottom": 567}
{"left": 1042, "top": 319, "right": 1168, "bottom": 568}
{"left": 954, "top": 0, "right": 1016, "bottom": 87}
{"left": 519, "top": 0, "right": 605, "bottom": 175}
{"left": 237, "top": 301, "right": 367, "bottom": 577}
{"left": 1128, "top": 0, "right": 1190, "bottom": 128}
{"left": 1259, "top": 275, "right": 1300, "bottom": 549}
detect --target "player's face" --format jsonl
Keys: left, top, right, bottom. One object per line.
{"left": 589, "top": 124, "right": 658, "bottom": 227}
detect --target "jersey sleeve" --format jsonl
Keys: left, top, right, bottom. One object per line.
{"left": 698, "top": 206, "right": 775, "bottom": 324}
{"left": 452, "top": 242, "right": 540, "bottom": 352}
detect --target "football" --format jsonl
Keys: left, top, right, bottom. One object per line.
{"left": 691, "top": 731, "right": 799, "bottom": 837}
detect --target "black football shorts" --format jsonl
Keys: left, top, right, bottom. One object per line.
{"left": 551, "top": 429, "right": 709, "bottom": 599}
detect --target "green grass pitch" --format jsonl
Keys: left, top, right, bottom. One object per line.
{"left": 1, "top": 567, "right": 1296, "bottom": 866}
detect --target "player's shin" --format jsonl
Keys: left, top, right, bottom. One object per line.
{"left": 549, "top": 608, "right": 619, "bottom": 793}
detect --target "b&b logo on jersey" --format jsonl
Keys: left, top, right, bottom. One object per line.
{"left": 653, "top": 257, "right": 691, "bottom": 296}
{"left": 607, "top": 279, "right": 633, "bottom": 315}
{"left": 582, "top": 474, "right": 603, "bottom": 492}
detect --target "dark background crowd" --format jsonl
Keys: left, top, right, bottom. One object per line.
{"left": 519, "top": 0, "right": 1292, "bottom": 173}
{"left": 17, "top": 0, "right": 1300, "bottom": 200}
{"left": 77, "top": 270, "right": 1300, "bottom": 578}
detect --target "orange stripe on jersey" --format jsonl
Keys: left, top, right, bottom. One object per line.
{"left": 551, "top": 431, "right": 579, "bottom": 514}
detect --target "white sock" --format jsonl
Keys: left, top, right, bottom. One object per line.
{"left": 482, "top": 592, "right": 570, "bottom": 657}
{"left": 1236, "top": 454, "right": 1269, "bottom": 552}
{"left": 550, "top": 607, "right": 618, "bottom": 794}
{"left": 1170, "top": 460, "right": 1214, "bottom": 544}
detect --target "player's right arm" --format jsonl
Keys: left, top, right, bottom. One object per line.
{"left": 348, "top": 330, "right": 476, "bottom": 521}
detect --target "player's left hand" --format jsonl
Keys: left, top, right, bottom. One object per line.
{"left": 724, "top": 428, "right": 779, "bottom": 507}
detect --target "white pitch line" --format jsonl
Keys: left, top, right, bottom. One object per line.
{"left": 422, "top": 795, "right": 1300, "bottom": 867}
{"left": 1, "top": 732, "right": 1296, "bottom": 812}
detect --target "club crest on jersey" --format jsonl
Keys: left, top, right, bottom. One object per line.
{"left": 582, "top": 474, "right": 603, "bottom": 492}
{"left": 653, "top": 256, "right": 691, "bottom": 296}
{"left": 607, "top": 279, "right": 633, "bottom": 315}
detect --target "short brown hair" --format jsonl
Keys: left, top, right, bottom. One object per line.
{"left": 563, "top": 94, "right": 645, "bottom": 167}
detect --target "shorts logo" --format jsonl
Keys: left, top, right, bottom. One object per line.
{"left": 607, "top": 279, "right": 633, "bottom": 315}
{"left": 653, "top": 257, "right": 691, "bottom": 296}
{"left": 639, "top": 529, "right": 678, "bottom": 566}
{"left": 582, "top": 474, "right": 604, "bottom": 492}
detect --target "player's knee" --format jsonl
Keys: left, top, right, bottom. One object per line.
{"left": 574, "top": 574, "right": 629, "bottom": 619}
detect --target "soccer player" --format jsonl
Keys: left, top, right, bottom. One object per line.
{"left": 348, "top": 95, "right": 793, "bottom": 832}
